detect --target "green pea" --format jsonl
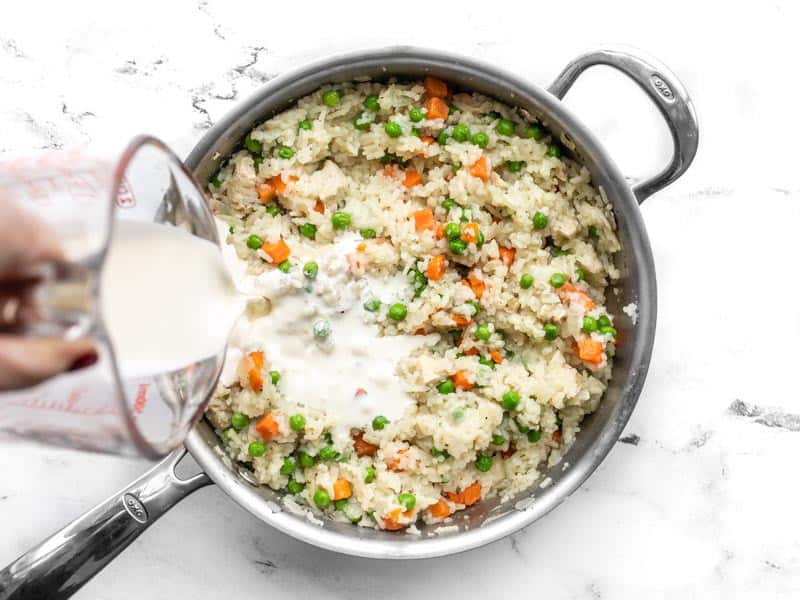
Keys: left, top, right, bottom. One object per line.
{"left": 527, "top": 429, "right": 542, "bottom": 443}
{"left": 388, "top": 303, "right": 407, "bottom": 320}
{"left": 253, "top": 156, "right": 263, "bottom": 170}
{"left": 410, "top": 127, "right": 420, "bottom": 137}
{"left": 298, "top": 120, "right": 312, "bottom": 131}
{"left": 364, "top": 466, "right": 376, "bottom": 483}
{"left": 248, "top": 441, "right": 266, "bottom": 457}
{"left": 278, "top": 260, "right": 291, "bottom": 273}
{"left": 475, "top": 324, "right": 491, "bottom": 341}
{"left": 600, "top": 325, "right": 617, "bottom": 337}
{"left": 280, "top": 457, "right": 297, "bottom": 475}
{"left": 479, "top": 355, "right": 495, "bottom": 369}
{"left": 266, "top": 204, "right": 281, "bottom": 217}
{"left": 472, "top": 132, "right": 489, "bottom": 148}
{"left": 520, "top": 273, "right": 533, "bottom": 289}
{"left": 302, "top": 261, "right": 319, "bottom": 280}
{"left": 508, "top": 160, "right": 525, "bottom": 173}
{"left": 452, "top": 124, "right": 471, "bottom": 142}
{"left": 322, "top": 90, "right": 340, "bottom": 107}
{"left": 532, "top": 211, "right": 548, "bottom": 229}
{"left": 299, "top": 222, "right": 317, "bottom": 240}
{"left": 442, "top": 198, "right": 458, "bottom": 211}
{"left": 598, "top": 315, "right": 611, "bottom": 329}
{"left": 287, "top": 478, "right": 305, "bottom": 494}
{"left": 313, "top": 489, "right": 331, "bottom": 507}
{"left": 492, "top": 434, "right": 506, "bottom": 445}
{"left": 501, "top": 390, "right": 520, "bottom": 410}
{"left": 552, "top": 247, "right": 571, "bottom": 258}
{"left": 525, "top": 125, "right": 544, "bottom": 140}
{"left": 231, "top": 412, "right": 249, "bottom": 432}
{"left": 244, "top": 134, "right": 262, "bottom": 155}
{"left": 452, "top": 162, "right": 462, "bottom": 173}
{"left": 449, "top": 104, "right": 457, "bottom": 116}
{"left": 334, "top": 498, "right": 348, "bottom": 511}
{"left": 431, "top": 447, "right": 450, "bottom": 459}
{"left": 398, "top": 493, "right": 416, "bottom": 511}
{"left": 496, "top": 119, "right": 515, "bottom": 136}
{"left": 475, "top": 455, "right": 494, "bottom": 472}
{"left": 543, "top": 323, "right": 560, "bottom": 341}
{"left": 575, "top": 268, "right": 585, "bottom": 282}
{"left": 246, "top": 234, "right": 263, "bottom": 249}
{"left": 319, "top": 445, "right": 338, "bottom": 460}
{"left": 354, "top": 111, "right": 373, "bottom": 131}
{"left": 360, "top": 228, "right": 376, "bottom": 239}
{"left": 270, "top": 370, "right": 281, "bottom": 385}
{"left": 299, "top": 452, "right": 316, "bottom": 468}
{"left": 289, "top": 414, "right": 306, "bottom": 431}
{"left": 546, "top": 144, "right": 562, "bottom": 158}
{"left": 364, "top": 94, "right": 380, "bottom": 111}
{"left": 313, "top": 319, "right": 331, "bottom": 339}
{"left": 409, "top": 107, "right": 424, "bottom": 122}
{"left": 384, "top": 121, "right": 402, "bottom": 138}
{"left": 444, "top": 222, "right": 461, "bottom": 240}
{"left": 437, "top": 379, "right": 455, "bottom": 394}
{"left": 277, "top": 146, "right": 294, "bottom": 159}
{"left": 588, "top": 225, "right": 599, "bottom": 239}
{"left": 437, "top": 130, "right": 449, "bottom": 145}
{"left": 372, "top": 415, "right": 389, "bottom": 430}
{"left": 549, "top": 273, "right": 566, "bottom": 288}
{"left": 449, "top": 239, "right": 467, "bottom": 255}
{"left": 477, "top": 231, "right": 485, "bottom": 247}
{"left": 515, "top": 418, "right": 530, "bottom": 434}
{"left": 363, "top": 299, "right": 381, "bottom": 312}
{"left": 459, "top": 207, "right": 473, "bottom": 223}
{"left": 469, "top": 301, "right": 481, "bottom": 316}
{"left": 228, "top": 225, "right": 234, "bottom": 234}
{"left": 210, "top": 173, "right": 222, "bottom": 188}
{"left": 582, "top": 316, "right": 598, "bottom": 333}
{"left": 331, "top": 211, "right": 351, "bottom": 229}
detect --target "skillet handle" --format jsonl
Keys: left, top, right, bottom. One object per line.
{"left": 548, "top": 48, "right": 699, "bottom": 203}
{"left": 0, "top": 448, "right": 210, "bottom": 600}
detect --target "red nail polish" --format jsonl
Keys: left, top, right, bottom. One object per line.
{"left": 69, "top": 351, "right": 99, "bottom": 372}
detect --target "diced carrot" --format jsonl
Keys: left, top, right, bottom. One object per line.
{"left": 255, "top": 412, "right": 280, "bottom": 440}
{"left": 460, "top": 222, "right": 479, "bottom": 244}
{"left": 413, "top": 208, "right": 435, "bottom": 231}
{"left": 425, "top": 96, "right": 449, "bottom": 120}
{"left": 463, "top": 347, "right": 479, "bottom": 356}
{"left": 552, "top": 430, "right": 562, "bottom": 442}
{"left": 255, "top": 182, "right": 276, "bottom": 203}
{"left": 575, "top": 337, "right": 605, "bottom": 365}
{"left": 426, "top": 255, "right": 446, "bottom": 281}
{"left": 420, "top": 136, "right": 434, "bottom": 145}
{"left": 332, "top": 478, "right": 352, "bottom": 501}
{"left": 414, "top": 327, "right": 427, "bottom": 335}
{"left": 467, "top": 272, "right": 486, "bottom": 299}
{"left": 383, "top": 164, "right": 398, "bottom": 178}
{"left": 451, "top": 314, "right": 470, "bottom": 328}
{"left": 404, "top": 169, "right": 423, "bottom": 188}
{"left": 429, "top": 498, "right": 451, "bottom": 519}
{"left": 498, "top": 246, "right": 516, "bottom": 267}
{"left": 314, "top": 199, "right": 325, "bottom": 214}
{"left": 388, "top": 448, "right": 409, "bottom": 472}
{"left": 446, "top": 481, "right": 481, "bottom": 506}
{"left": 557, "top": 283, "right": 595, "bottom": 310}
{"left": 469, "top": 156, "right": 490, "bottom": 182}
{"left": 424, "top": 76, "right": 449, "bottom": 98}
{"left": 435, "top": 222, "right": 446, "bottom": 240}
{"left": 490, "top": 350, "right": 504, "bottom": 364}
{"left": 383, "top": 508, "right": 413, "bottom": 531}
{"left": 246, "top": 351, "right": 264, "bottom": 391}
{"left": 353, "top": 432, "right": 378, "bottom": 457}
{"left": 261, "top": 239, "right": 291, "bottom": 264}
{"left": 452, "top": 370, "right": 474, "bottom": 391}
{"left": 501, "top": 444, "right": 515, "bottom": 459}
{"left": 269, "top": 174, "right": 297, "bottom": 195}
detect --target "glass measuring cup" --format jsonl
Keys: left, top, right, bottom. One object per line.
{"left": 0, "top": 136, "right": 223, "bottom": 458}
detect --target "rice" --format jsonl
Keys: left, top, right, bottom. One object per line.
{"left": 204, "top": 77, "right": 621, "bottom": 531}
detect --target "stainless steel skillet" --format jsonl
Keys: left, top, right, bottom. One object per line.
{"left": 0, "top": 46, "right": 698, "bottom": 599}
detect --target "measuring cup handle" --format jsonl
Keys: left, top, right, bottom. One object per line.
{"left": 0, "top": 448, "right": 210, "bottom": 600}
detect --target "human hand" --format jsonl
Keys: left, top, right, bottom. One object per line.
{"left": 0, "top": 199, "right": 96, "bottom": 390}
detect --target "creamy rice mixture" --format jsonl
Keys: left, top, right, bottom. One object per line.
{"left": 205, "top": 77, "right": 621, "bottom": 531}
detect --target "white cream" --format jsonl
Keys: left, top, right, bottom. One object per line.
{"left": 217, "top": 221, "right": 435, "bottom": 437}
{"left": 100, "top": 220, "right": 245, "bottom": 377}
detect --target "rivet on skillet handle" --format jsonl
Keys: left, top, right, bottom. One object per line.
{"left": 0, "top": 448, "right": 210, "bottom": 600}
{"left": 548, "top": 48, "right": 699, "bottom": 204}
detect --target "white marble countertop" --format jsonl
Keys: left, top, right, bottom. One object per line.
{"left": 2, "top": 0, "right": 800, "bottom": 597}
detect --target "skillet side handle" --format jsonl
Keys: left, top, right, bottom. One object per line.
{"left": 548, "top": 48, "right": 699, "bottom": 204}
{"left": 0, "top": 448, "right": 210, "bottom": 600}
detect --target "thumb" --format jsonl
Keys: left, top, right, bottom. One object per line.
{"left": 0, "top": 336, "right": 97, "bottom": 391}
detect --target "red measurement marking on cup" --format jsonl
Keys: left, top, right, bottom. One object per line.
{"left": 116, "top": 177, "right": 136, "bottom": 208}
{"left": 131, "top": 384, "right": 149, "bottom": 419}
{"left": 6, "top": 388, "right": 119, "bottom": 416}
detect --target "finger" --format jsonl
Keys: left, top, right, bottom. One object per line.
{"left": 0, "top": 198, "right": 64, "bottom": 280}
{"left": 0, "top": 335, "right": 97, "bottom": 391}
